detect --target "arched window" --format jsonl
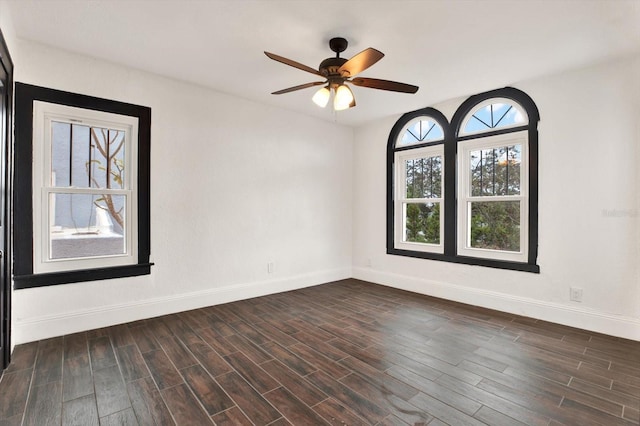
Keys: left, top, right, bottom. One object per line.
{"left": 388, "top": 109, "right": 448, "bottom": 254}
{"left": 387, "top": 88, "right": 539, "bottom": 272}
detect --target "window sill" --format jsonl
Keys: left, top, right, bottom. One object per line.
{"left": 387, "top": 248, "right": 539, "bottom": 273}
{"left": 14, "top": 263, "right": 154, "bottom": 289}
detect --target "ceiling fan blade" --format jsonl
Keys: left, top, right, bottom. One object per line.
{"left": 271, "top": 81, "right": 325, "bottom": 95}
{"left": 338, "top": 48, "right": 384, "bottom": 77}
{"left": 264, "top": 51, "right": 322, "bottom": 76}
{"left": 351, "top": 77, "right": 419, "bottom": 93}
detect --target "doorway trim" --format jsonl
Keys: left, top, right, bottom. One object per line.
{"left": 0, "top": 27, "right": 13, "bottom": 371}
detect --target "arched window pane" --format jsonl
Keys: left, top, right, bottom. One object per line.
{"left": 397, "top": 117, "right": 444, "bottom": 147}
{"left": 461, "top": 99, "right": 527, "bottom": 135}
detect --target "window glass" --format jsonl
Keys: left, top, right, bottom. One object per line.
{"left": 469, "top": 200, "right": 521, "bottom": 252}
{"left": 404, "top": 202, "right": 440, "bottom": 244}
{"left": 51, "top": 122, "right": 71, "bottom": 186}
{"left": 51, "top": 122, "right": 126, "bottom": 189}
{"left": 49, "top": 193, "right": 126, "bottom": 260}
{"left": 461, "top": 100, "right": 527, "bottom": 135}
{"left": 398, "top": 118, "right": 444, "bottom": 146}
{"left": 405, "top": 156, "right": 442, "bottom": 198}
{"left": 469, "top": 145, "right": 521, "bottom": 196}
{"left": 47, "top": 118, "right": 130, "bottom": 264}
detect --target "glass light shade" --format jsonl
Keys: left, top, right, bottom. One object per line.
{"left": 312, "top": 87, "right": 330, "bottom": 108}
{"left": 334, "top": 84, "right": 354, "bottom": 111}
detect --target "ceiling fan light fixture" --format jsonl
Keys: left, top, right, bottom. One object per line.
{"left": 266, "top": 37, "right": 419, "bottom": 111}
{"left": 312, "top": 86, "right": 331, "bottom": 108}
{"left": 334, "top": 84, "right": 354, "bottom": 111}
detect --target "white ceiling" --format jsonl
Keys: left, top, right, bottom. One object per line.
{"left": 6, "top": 0, "right": 640, "bottom": 127}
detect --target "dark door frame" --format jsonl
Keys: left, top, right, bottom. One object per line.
{"left": 0, "top": 28, "right": 13, "bottom": 371}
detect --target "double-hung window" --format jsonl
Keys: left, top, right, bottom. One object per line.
{"left": 393, "top": 115, "right": 445, "bottom": 254}
{"left": 457, "top": 133, "right": 527, "bottom": 262}
{"left": 32, "top": 102, "right": 138, "bottom": 273}
{"left": 387, "top": 87, "right": 539, "bottom": 272}
{"left": 14, "top": 83, "right": 152, "bottom": 288}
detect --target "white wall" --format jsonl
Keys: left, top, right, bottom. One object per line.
{"left": 11, "top": 40, "right": 353, "bottom": 344}
{"left": 353, "top": 54, "right": 640, "bottom": 340}
{"left": 0, "top": 1, "right": 17, "bottom": 55}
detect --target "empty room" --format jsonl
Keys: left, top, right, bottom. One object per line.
{"left": 0, "top": 0, "right": 638, "bottom": 425}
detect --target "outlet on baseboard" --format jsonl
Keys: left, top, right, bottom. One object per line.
{"left": 267, "top": 262, "right": 274, "bottom": 274}
{"left": 569, "top": 287, "right": 583, "bottom": 302}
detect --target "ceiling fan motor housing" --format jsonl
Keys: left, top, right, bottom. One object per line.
{"left": 319, "top": 57, "right": 349, "bottom": 86}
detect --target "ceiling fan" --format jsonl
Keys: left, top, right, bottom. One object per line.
{"left": 264, "top": 37, "right": 419, "bottom": 111}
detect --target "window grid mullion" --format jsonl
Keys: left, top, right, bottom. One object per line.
{"left": 400, "top": 197, "right": 443, "bottom": 203}
{"left": 492, "top": 148, "right": 496, "bottom": 196}
{"left": 68, "top": 124, "right": 73, "bottom": 187}
{"left": 106, "top": 129, "right": 111, "bottom": 189}
{"left": 87, "top": 125, "right": 92, "bottom": 188}
{"left": 45, "top": 187, "right": 130, "bottom": 195}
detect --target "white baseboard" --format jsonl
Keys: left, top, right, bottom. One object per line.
{"left": 13, "top": 267, "right": 352, "bottom": 344}
{"left": 13, "top": 266, "right": 639, "bottom": 344}
{"left": 353, "top": 267, "right": 640, "bottom": 341}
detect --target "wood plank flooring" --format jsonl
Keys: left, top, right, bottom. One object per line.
{"left": 0, "top": 279, "right": 638, "bottom": 425}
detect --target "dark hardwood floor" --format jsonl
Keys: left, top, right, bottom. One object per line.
{"left": 0, "top": 279, "right": 638, "bottom": 425}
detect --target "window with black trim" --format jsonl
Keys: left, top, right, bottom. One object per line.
{"left": 14, "top": 83, "right": 152, "bottom": 288}
{"left": 387, "top": 87, "right": 539, "bottom": 272}
{"left": 392, "top": 113, "right": 447, "bottom": 254}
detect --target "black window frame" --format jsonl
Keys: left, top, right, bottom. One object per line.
{"left": 14, "top": 83, "right": 152, "bottom": 288}
{"left": 387, "top": 87, "right": 540, "bottom": 273}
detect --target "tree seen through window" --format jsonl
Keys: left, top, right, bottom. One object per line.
{"left": 404, "top": 155, "right": 441, "bottom": 244}
{"left": 467, "top": 144, "right": 521, "bottom": 252}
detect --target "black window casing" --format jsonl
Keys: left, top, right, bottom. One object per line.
{"left": 387, "top": 87, "right": 540, "bottom": 273}
{"left": 14, "top": 83, "right": 152, "bottom": 288}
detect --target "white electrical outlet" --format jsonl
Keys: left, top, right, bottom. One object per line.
{"left": 570, "top": 287, "right": 583, "bottom": 302}
{"left": 267, "top": 262, "right": 274, "bottom": 274}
